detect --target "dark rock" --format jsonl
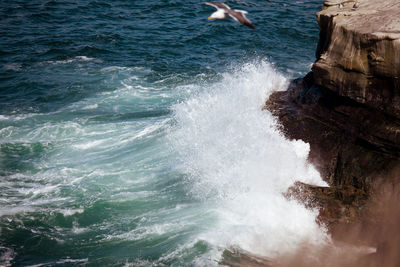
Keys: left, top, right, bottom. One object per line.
{"left": 265, "top": 1, "right": 400, "bottom": 230}
{"left": 262, "top": 0, "right": 400, "bottom": 264}
{"left": 266, "top": 73, "right": 400, "bottom": 227}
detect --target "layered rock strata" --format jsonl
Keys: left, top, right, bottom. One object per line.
{"left": 314, "top": 0, "right": 400, "bottom": 117}
{"left": 266, "top": 0, "right": 400, "bottom": 228}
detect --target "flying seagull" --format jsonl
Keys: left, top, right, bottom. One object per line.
{"left": 204, "top": 2, "right": 255, "bottom": 29}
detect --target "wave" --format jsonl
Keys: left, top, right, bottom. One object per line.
{"left": 41, "top": 55, "right": 100, "bottom": 65}
{"left": 0, "top": 58, "right": 328, "bottom": 265}
{"left": 2, "top": 63, "right": 22, "bottom": 72}
{"left": 0, "top": 246, "right": 15, "bottom": 267}
{"left": 169, "top": 60, "right": 329, "bottom": 262}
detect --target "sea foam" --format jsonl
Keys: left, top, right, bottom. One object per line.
{"left": 169, "top": 61, "right": 329, "bottom": 262}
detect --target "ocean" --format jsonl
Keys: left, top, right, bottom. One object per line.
{"left": 0, "top": 0, "right": 329, "bottom": 266}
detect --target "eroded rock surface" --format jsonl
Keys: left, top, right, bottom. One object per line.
{"left": 314, "top": 0, "right": 400, "bottom": 117}
{"left": 266, "top": 0, "right": 400, "bottom": 229}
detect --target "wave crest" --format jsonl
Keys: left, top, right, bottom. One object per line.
{"left": 169, "top": 60, "right": 329, "bottom": 260}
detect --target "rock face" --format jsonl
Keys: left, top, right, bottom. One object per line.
{"left": 266, "top": 0, "right": 400, "bottom": 229}
{"left": 313, "top": 0, "right": 400, "bottom": 117}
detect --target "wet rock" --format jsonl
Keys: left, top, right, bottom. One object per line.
{"left": 267, "top": 75, "right": 400, "bottom": 183}
{"left": 286, "top": 181, "right": 368, "bottom": 227}
{"left": 266, "top": 74, "right": 400, "bottom": 227}
{"left": 220, "top": 248, "right": 272, "bottom": 267}
{"left": 265, "top": 0, "right": 400, "bottom": 229}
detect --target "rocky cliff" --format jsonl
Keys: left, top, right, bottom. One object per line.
{"left": 314, "top": 0, "right": 400, "bottom": 118}
{"left": 266, "top": 0, "right": 400, "bottom": 231}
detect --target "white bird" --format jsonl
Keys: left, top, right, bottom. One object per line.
{"left": 204, "top": 2, "right": 255, "bottom": 29}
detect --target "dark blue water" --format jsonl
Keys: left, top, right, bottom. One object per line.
{"left": 0, "top": 1, "right": 325, "bottom": 266}
{"left": 0, "top": 0, "right": 319, "bottom": 114}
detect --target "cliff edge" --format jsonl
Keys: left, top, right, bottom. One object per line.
{"left": 266, "top": 0, "right": 400, "bottom": 230}
{"left": 314, "top": 0, "right": 400, "bottom": 118}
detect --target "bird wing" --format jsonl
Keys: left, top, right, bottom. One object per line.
{"left": 204, "top": 2, "right": 231, "bottom": 11}
{"left": 234, "top": 9, "right": 248, "bottom": 14}
{"left": 228, "top": 10, "right": 255, "bottom": 29}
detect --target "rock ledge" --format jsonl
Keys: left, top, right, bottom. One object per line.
{"left": 313, "top": 0, "right": 400, "bottom": 117}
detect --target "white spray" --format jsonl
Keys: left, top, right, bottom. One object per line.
{"left": 169, "top": 61, "right": 329, "bottom": 261}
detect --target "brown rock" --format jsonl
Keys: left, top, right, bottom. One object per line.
{"left": 266, "top": 75, "right": 400, "bottom": 181}
{"left": 266, "top": 74, "right": 400, "bottom": 227}
{"left": 265, "top": 0, "right": 400, "bottom": 230}
{"left": 313, "top": 0, "right": 400, "bottom": 118}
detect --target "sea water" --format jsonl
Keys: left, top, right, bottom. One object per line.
{"left": 0, "top": 0, "right": 327, "bottom": 265}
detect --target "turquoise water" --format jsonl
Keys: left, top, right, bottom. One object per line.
{"left": 0, "top": 1, "right": 328, "bottom": 266}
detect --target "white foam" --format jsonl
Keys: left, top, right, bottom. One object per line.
{"left": 169, "top": 60, "right": 329, "bottom": 261}
{"left": 100, "top": 66, "right": 132, "bottom": 72}
{"left": 2, "top": 63, "right": 22, "bottom": 71}
{"left": 25, "top": 184, "right": 59, "bottom": 196}
{"left": 26, "top": 121, "right": 84, "bottom": 140}
{"left": 100, "top": 66, "right": 151, "bottom": 74}
{"left": 71, "top": 224, "right": 88, "bottom": 234}
{"left": 73, "top": 139, "right": 105, "bottom": 150}
{"left": 0, "top": 126, "right": 14, "bottom": 139}
{"left": 42, "top": 56, "right": 100, "bottom": 65}
{"left": 0, "top": 112, "right": 49, "bottom": 122}
{"left": 0, "top": 206, "right": 35, "bottom": 217}
{"left": 25, "top": 258, "right": 88, "bottom": 267}
{"left": 82, "top": 104, "right": 98, "bottom": 110}
{"left": 112, "top": 223, "right": 177, "bottom": 241}
{"left": 117, "top": 119, "right": 169, "bottom": 145}
{"left": 0, "top": 246, "right": 15, "bottom": 267}
{"left": 59, "top": 208, "right": 84, "bottom": 217}
{"left": 0, "top": 115, "right": 10, "bottom": 120}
